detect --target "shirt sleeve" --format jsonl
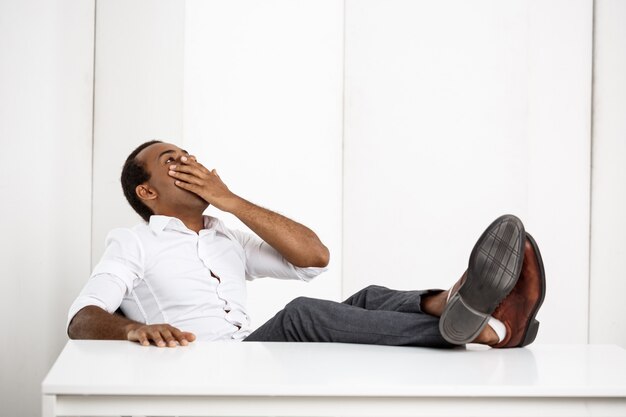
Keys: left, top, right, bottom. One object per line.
{"left": 66, "top": 228, "right": 144, "bottom": 330}
{"left": 227, "top": 228, "right": 327, "bottom": 282}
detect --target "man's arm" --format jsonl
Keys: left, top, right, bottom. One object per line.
{"left": 169, "top": 157, "right": 330, "bottom": 268}
{"left": 228, "top": 198, "right": 329, "bottom": 268}
{"left": 68, "top": 306, "right": 196, "bottom": 347}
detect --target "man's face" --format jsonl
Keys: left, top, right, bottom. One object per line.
{"left": 135, "top": 142, "right": 208, "bottom": 214}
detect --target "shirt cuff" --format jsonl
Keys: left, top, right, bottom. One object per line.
{"left": 293, "top": 266, "right": 328, "bottom": 282}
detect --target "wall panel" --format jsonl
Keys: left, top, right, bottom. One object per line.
{"left": 91, "top": 0, "right": 185, "bottom": 260}
{"left": 183, "top": 0, "right": 344, "bottom": 327}
{"left": 0, "top": 1, "right": 95, "bottom": 416}
{"left": 526, "top": 0, "right": 593, "bottom": 344}
{"left": 344, "top": 0, "right": 592, "bottom": 343}
{"left": 590, "top": 0, "right": 626, "bottom": 348}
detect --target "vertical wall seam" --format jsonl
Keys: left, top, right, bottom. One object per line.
{"left": 181, "top": 0, "right": 186, "bottom": 144}
{"left": 340, "top": 0, "right": 347, "bottom": 300}
{"left": 89, "top": 0, "right": 98, "bottom": 270}
{"left": 587, "top": 0, "right": 596, "bottom": 344}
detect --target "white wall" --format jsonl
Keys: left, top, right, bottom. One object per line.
{"left": 91, "top": 0, "right": 343, "bottom": 329}
{"left": 0, "top": 1, "right": 95, "bottom": 416}
{"left": 344, "top": 0, "right": 593, "bottom": 344}
{"left": 589, "top": 0, "right": 626, "bottom": 347}
{"left": 344, "top": 0, "right": 529, "bottom": 292}
{"left": 91, "top": 0, "right": 185, "bottom": 259}
{"left": 92, "top": 0, "right": 593, "bottom": 344}
{"left": 183, "top": 0, "right": 344, "bottom": 326}
{"left": 0, "top": 1, "right": 622, "bottom": 415}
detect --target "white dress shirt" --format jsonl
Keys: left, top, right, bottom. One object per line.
{"left": 67, "top": 215, "right": 326, "bottom": 341}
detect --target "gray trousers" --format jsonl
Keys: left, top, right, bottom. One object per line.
{"left": 244, "top": 285, "right": 455, "bottom": 348}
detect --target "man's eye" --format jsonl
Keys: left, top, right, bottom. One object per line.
{"left": 165, "top": 157, "right": 174, "bottom": 164}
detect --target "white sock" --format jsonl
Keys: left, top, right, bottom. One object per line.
{"left": 488, "top": 316, "right": 506, "bottom": 343}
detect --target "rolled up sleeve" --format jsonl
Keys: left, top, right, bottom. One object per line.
{"left": 228, "top": 228, "right": 327, "bottom": 282}
{"left": 67, "top": 228, "right": 144, "bottom": 330}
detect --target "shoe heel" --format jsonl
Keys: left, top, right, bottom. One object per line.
{"left": 439, "top": 293, "right": 490, "bottom": 345}
{"left": 521, "top": 319, "right": 540, "bottom": 347}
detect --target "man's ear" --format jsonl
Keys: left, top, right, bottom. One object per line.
{"left": 136, "top": 184, "right": 157, "bottom": 202}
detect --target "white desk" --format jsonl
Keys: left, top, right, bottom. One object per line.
{"left": 42, "top": 341, "right": 626, "bottom": 417}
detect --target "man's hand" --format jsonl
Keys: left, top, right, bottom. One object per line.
{"left": 69, "top": 306, "right": 197, "bottom": 347}
{"left": 168, "top": 156, "right": 241, "bottom": 212}
{"left": 126, "top": 323, "right": 196, "bottom": 347}
{"left": 168, "top": 155, "right": 329, "bottom": 268}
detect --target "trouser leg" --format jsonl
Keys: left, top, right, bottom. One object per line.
{"left": 342, "top": 284, "right": 444, "bottom": 313}
{"left": 244, "top": 294, "right": 455, "bottom": 348}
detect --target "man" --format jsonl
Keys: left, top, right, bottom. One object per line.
{"left": 68, "top": 140, "right": 545, "bottom": 349}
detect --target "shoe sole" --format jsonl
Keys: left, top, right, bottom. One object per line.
{"left": 518, "top": 232, "right": 546, "bottom": 347}
{"left": 439, "top": 214, "right": 525, "bottom": 345}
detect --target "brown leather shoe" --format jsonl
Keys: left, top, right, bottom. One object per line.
{"left": 491, "top": 233, "right": 546, "bottom": 348}
{"left": 439, "top": 215, "right": 526, "bottom": 345}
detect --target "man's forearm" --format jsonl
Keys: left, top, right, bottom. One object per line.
{"left": 228, "top": 197, "right": 330, "bottom": 268}
{"left": 68, "top": 305, "right": 196, "bottom": 347}
{"left": 67, "top": 305, "right": 140, "bottom": 340}
{"left": 168, "top": 157, "right": 330, "bottom": 268}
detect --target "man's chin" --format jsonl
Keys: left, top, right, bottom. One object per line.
{"left": 174, "top": 189, "right": 209, "bottom": 211}
{"left": 189, "top": 196, "right": 209, "bottom": 209}
{"left": 190, "top": 193, "right": 210, "bottom": 210}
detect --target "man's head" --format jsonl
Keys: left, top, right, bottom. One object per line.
{"left": 121, "top": 140, "right": 208, "bottom": 222}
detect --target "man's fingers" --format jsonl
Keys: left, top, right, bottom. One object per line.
{"left": 152, "top": 336, "right": 166, "bottom": 347}
{"left": 168, "top": 169, "right": 204, "bottom": 185}
{"left": 169, "top": 163, "right": 202, "bottom": 176}
{"left": 183, "top": 332, "right": 197, "bottom": 342}
{"left": 146, "top": 330, "right": 166, "bottom": 347}
{"left": 136, "top": 333, "right": 150, "bottom": 346}
{"left": 161, "top": 329, "right": 177, "bottom": 347}
{"left": 173, "top": 180, "right": 201, "bottom": 194}
{"left": 179, "top": 155, "right": 211, "bottom": 174}
{"left": 128, "top": 325, "right": 194, "bottom": 347}
{"left": 171, "top": 328, "right": 195, "bottom": 346}
{"left": 170, "top": 162, "right": 209, "bottom": 177}
{"left": 128, "top": 330, "right": 151, "bottom": 346}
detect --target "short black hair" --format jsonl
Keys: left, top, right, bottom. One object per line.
{"left": 121, "top": 140, "right": 163, "bottom": 222}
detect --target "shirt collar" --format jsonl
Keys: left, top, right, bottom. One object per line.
{"left": 148, "top": 215, "right": 217, "bottom": 235}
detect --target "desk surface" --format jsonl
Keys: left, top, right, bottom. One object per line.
{"left": 42, "top": 341, "right": 626, "bottom": 398}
